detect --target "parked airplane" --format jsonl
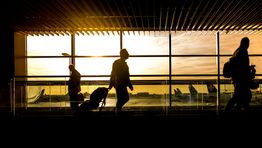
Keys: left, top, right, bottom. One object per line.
{"left": 27, "top": 89, "right": 45, "bottom": 103}
{"left": 173, "top": 83, "right": 232, "bottom": 104}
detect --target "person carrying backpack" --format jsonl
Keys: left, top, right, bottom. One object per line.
{"left": 224, "top": 37, "right": 255, "bottom": 114}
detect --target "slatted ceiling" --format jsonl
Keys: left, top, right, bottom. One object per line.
{"left": 163, "top": 7, "right": 168, "bottom": 31}
{"left": 230, "top": 3, "right": 255, "bottom": 30}
{"left": 221, "top": 0, "right": 250, "bottom": 30}
{"left": 181, "top": 1, "right": 192, "bottom": 31}
{"left": 98, "top": 1, "right": 111, "bottom": 28}
{"left": 211, "top": 0, "right": 235, "bottom": 31}
{"left": 174, "top": 6, "right": 181, "bottom": 31}
{"left": 217, "top": 0, "right": 242, "bottom": 30}
{"left": 110, "top": 1, "right": 124, "bottom": 28}
{"left": 136, "top": 1, "right": 144, "bottom": 32}
{"left": 197, "top": 0, "right": 216, "bottom": 31}
{"left": 121, "top": 1, "right": 133, "bottom": 31}
{"left": 6, "top": 0, "right": 262, "bottom": 34}
{"left": 204, "top": 0, "right": 226, "bottom": 31}
{"left": 94, "top": 1, "right": 110, "bottom": 29}
{"left": 191, "top": 0, "right": 210, "bottom": 31}
{"left": 186, "top": 0, "right": 201, "bottom": 31}
{"left": 224, "top": 1, "right": 261, "bottom": 31}
{"left": 169, "top": 7, "right": 175, "bottom": 31}
{"left": 114, "top": 0, "right": 127, "bottom": 29}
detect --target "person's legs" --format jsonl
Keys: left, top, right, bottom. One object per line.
{"left": 237, "top": 84, "right": 252, "bottom": 113}
{"left": 70, "top": 93, "right": 79, "bottom": 109}
{"left": 116, "top": 87, "right": 129, "bottom": 111}
{"left": 242, "top": 89, "right": 252, "bottom": 113}
{"left": 224, "top": 96, "right": 237, "bottom": 113}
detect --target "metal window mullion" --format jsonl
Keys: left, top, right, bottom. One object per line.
{"left": 169, "top": 31, "right": 172, "bottom": 107}
{"left": 120, "top": 30, "right": 123, "bottom": 49}
{"left": 216, "top": 31, "right": 220, "bottom": 114}
{"left": 71, "top": 33, "right": 75, "bottom": 65}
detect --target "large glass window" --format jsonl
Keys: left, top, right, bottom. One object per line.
{"left": 123, "top": 31, "right": 169, "bottom": 55}
{"left": 220, "top": 33, "right": 262, "bottom": 54}
{"left": 24, "top": 31, "right": 262, "bottom": 109}
{"left": 75, "top": 57, "right": 117, "bottom": 76}
{"left": 75, "top": 31, "right": 120, "bottom": 56}
{"left": 172, "top": 57, "right": 217, "bottom": 75}
{"left": 171, "top": 31, "right": 216, "bottom": 55}
{"left": 27, "top": 58, "right": 69, "bottom": 76}
{"left": 27, "top": 35, "right": 71, "bottom": 78}
{"left": 27, "top": 35, "right": 71, "bottom": 56}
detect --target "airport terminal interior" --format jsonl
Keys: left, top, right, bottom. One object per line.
{"left": 1, "top": 0, "right": 262, "bottom": 126}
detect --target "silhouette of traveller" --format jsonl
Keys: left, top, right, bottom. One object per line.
{"left": 224, "top": 37, "right": 253, "bottom": 114}
{"left": 109, "top": 48, "right": 133, "bottom": 111}
{"left": 68, "top": 64, "right": 81, "bottom": 109}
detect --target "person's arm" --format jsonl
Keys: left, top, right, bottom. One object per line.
{"left": 126, "top": 65, "right": 133, "bottom": 91}
{"left": 129, "top": 84, "right": 133, "bottom": 91}
{"left": 108, "top": 64, "right": 115, "bottom": 90}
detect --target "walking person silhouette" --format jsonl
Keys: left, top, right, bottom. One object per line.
{"left": 108, "top": 48, "right": 133, "bottom": 112}
{"left": 224, "top": 37, "right": 255, "bottom": 114}
{"left": 68, "top": 64, "right": 81, "bottom": 110}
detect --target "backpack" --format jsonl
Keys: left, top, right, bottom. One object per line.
{"left": 223, "top": 60, "right": 233, "bottom": 78}
{"left": 78, "top": 87, "right": 108, "bottom": 111}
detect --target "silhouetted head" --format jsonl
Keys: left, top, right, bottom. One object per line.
{"left": 68, "top": 64, "right": 75, "bottom": 71}
{"left": 240, "top": 37, "right": 249, "bottom": 50}
{"left": 120, "top": 48, "right": 129, "bottom": 60}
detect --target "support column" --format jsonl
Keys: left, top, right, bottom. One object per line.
{"left": 0, "top": 26, "right": 14, "bottom": 111}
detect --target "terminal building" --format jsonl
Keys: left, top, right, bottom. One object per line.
{"left": 0, "top": 0, "right": 262, "bottom": 124}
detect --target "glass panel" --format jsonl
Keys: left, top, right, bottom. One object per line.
{"left": 251, "top": 84, "right": 262, "bottom": 106}
{"left": 171, "top": 31, "right": 216, "bottom": 55}
{"left": 27, "top": 35, "right": 71, "bottom": 56}
{"left": 219, "top": 83, "right": 234, "bottom": 107}
{"left": 75, "top": 32, "right": 120, "bottom": 56}
{"left": 219, "top": 82, "right": 262, "bottom": 107}
{"left": 25, "top": 79, "right": 169, "bottom": 108}
{"left": 83, "top": 83, "right": 168, "bottom": 107}
{"left": 75, "top": 57, "right": 117, "bottom": 75}
{"left": 126, "top": 84, "right": 168, "bottom": 107}
{"left": 172, "top": 57, "right": 217, "bottom": 74}
{"left": 28, "top": 58, "right": 69, "bottom": 76}
{"left": 123, "top": 31, "right": 169, "bottom": 55}
{"left": 26, "top": 84, "right": 69, "bottom": 108}
{"left": 250, "top": 57, "right": 262, "bottom": 75}
{"left": 220, "top": 33, "right": 262, "bottom": 54}
{"left": 128, "top": 57, "right": 169, "bottom": 75}
{"left": 77, "top": 57, "right": 169, "bottom": 75}
{"left": 171, "top": 77, "right": 218, "bottom": 108}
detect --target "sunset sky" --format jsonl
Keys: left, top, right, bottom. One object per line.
{"left": 27, "top": 31, "right": 262, "bottom": 77}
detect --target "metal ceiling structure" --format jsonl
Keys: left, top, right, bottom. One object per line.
{"left": 3, "top": 0, "right": 262, "bottom": 35}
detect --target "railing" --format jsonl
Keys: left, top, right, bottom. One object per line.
{"left": 11, "top": 75, "right": 262, "bottom": 116}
